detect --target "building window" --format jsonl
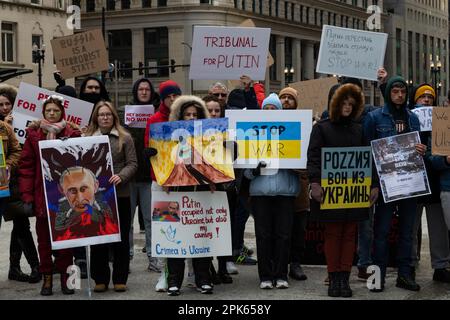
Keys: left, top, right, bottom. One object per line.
{"left": 56, "top": 0, "right": 65, "bottom": 9}
{"left": 157, "top": 0, "right": 167, "bottom": 7}
{"left": 269, "top": 0, "right": 272, "bottom": 16}
{"left": 252, "top": 0, "right": 256, "bottom": 12}
{"left": 121, "top": 0, "right": 130, "bottom": 9}
{"left": 285, "top": 37, "right": 292, "bottom": 71}
{"left": 242, "top": 0, "right": 245, "bottom": 10}
{"left": 300, "top": 6, "right": 304, "bottom": 23}
{"left": 86, "top": 0, "right": 95, "bottom": 12}
{"left": 291, "top": 3, "right": 294, "bottom": 20}
{"left": 200, "top": 0, "right": 211, "bottom": 3}
{"left": 259, "top": 0, "right": 262, "bottom": 14}
{"left": 1, "top": 23, "right": 15, "bottom": 63}
{"left": 396, "top": 28, "right": 402, "bottom": 75}
{"left": 275, "top": 0, "right": 279, "bottom": 17}
{"left": 144, "top": 27, "right": 169, "bottom": 78}
{"left": 284, "top": 2, "right": 288, "bottom": 19}
{"left": 32, "top": 35, "right": 43, "bottom": 63}
{"left": 269, "top": 34, "right": 277, "bottom": 81}
{"left": 72, "top": 0, "right": 80, "bottom": 7}
{"left": 408, "top": 31, "right": 413, "bottom": 82}
{"left": 30, "top": 0, "right": 41, "bottom": 5}
{"left": 416, "top": 33, "right": 420, "bottom": 84}
{"left": 108, "top": 29, "right": 132, "bottom": 79}
{"left": 106, "top": 0, "right": 116, "bottom": 10}
{"left": 142, "top": 0, "right": 151, "bottom": 7}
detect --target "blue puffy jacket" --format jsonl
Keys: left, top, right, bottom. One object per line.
{"left": 244, "top": 168, "right": 299, "bottom": 197}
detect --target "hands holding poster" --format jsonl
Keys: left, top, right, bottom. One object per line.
{"left": 225, "top": 110, "right": 312, "bottom": 169}
{"left": 149, "top": 118, "right": 235, "bottom": 186}
{"left": 39, "top": 136, "right": 120, "bottom": 250}
{"left": 124, "top": 105, "right": 154, "bottom": 128}
{"left": 151, "top": 191, "right": 231, "bottom": 258}
{"left": 189, "top": 26, "right": 271, "bottom": 80}
{"left": 432, "top": 107, "right": 450, "bottom": 156}
{"left": 371, "top": 132, "right": 431, "bottom": 203}
{"left": 316, "top": 25, "right": 388, "bottom": 81}
{"left": 11, "top": 82, "right": 93, "bottom": 144}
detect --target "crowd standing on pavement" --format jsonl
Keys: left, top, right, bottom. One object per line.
{"left": 0, "top": 61, "right": 450, "bottom": 299}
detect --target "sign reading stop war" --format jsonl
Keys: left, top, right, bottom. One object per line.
{"left": 11, "top": 82, "right": 94, "bottom": 144}
{"left": 432, "top": 107, "right": 450, "bottom": 156}
{"left": 412, "top": 107, "right": 433, "bottom": 132}
{"left": 51, "top": 29, "right": 109, "bottom": 79}
{"left": 189, "top": 26, "right": 271, "bottom": 80}
{"left": 321, "top": 147, "right": 372, "bottom": 210}
{"left": 316, "top": 25, "right": 388, "bottom": 81}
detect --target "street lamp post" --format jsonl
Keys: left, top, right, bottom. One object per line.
{"left": 284, "top": 66, "right": 294, "bottom": 84}
{"left": 32, "top": 43, "right": 46, "bottom": 88}
{"left": 430, "top": 60, "right": 442, "bottom": 95}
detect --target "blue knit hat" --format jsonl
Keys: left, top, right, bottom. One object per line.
{"left": 262, "top": 93, "right": 282, "bottom": 109}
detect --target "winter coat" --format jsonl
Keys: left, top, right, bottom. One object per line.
{"left": 307, "top": 84, "right": 374, "bottom": 222}
{"left": 244, "top": 168, "right": 299, "bottom": 197}
{"left": 426, "top": 138, "right": 450, "bottom": 192}
{"left": 91, "top": 128, "right": 138, "bottom": 197}
{"left": 0, "top": 121, "right": 21, "bottom": 172}
{"left": 18, "top": 126, "right": 81, "bottom": 218}
{"left": 294, "top": 169, "right": 310, "bottom": 212}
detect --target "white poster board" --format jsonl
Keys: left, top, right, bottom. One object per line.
{"left": 411, "top": 107, "right": 433, "bottom": 132}
{"left": 124, "top": 105, "right": 154, "bottom": 128}
{"left": 225, "top": 110, "right": 313, "bottom": 169}
{"left": 151, "top": 191, "right": 231, "bottom": 258}
{"left": 11, "top": 82, "right": 93, "bottom": 144}
{"left": 189, "top": 26, "right": 271, "bottom": 80}
{"left": 316, "top": 25, "right": 388, "bottom": 81}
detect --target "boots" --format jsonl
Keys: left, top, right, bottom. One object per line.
{"left": 8, "top": 265, "right": 30, "bottom": 282}
{"left": 18, "top": 235, "right": 40, "bottom": 283}
{"left": 40, "top": 274, "right": 53, "bottom": 296}
{"left": 327, "top": 272, "right": 340, "bottom": 297}
{"left": 61, "top": 273, "right": 75, "bottom": 295}
{"left": 339, "top": 272, "right": 353, "bottom": 298}
{"left": 29, "top": 265, "right": 41, "bottom": 283}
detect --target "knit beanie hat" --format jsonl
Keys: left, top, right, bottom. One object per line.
{"left": 226, "top": 89, "right": 246, "bottom": 109}
{"left": 159, "top": 80, "right": 182, "bottom": 100}
{"left": 262, "top": 93, "right": 282, "bottom": 109}
{"left": 414, "top": 85, "right": 435, "bottom": 103}
{"left": 279, "top": 87, "right": 298, "bottom": 108}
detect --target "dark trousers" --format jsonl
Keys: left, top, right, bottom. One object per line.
{"left": 252, "top": 196, "right": 294, "bottom": 282}
{"left": 167, "top": 257, "right": 212, "bottom": 288}
{"left": 10, "top": 216, "right": 39, "bottom": 268}
{"left": 290, "top": 211, "right": 308, "bottom": 264}
{"left": 91, "top": 197, "right": 131, "bottom": 285}
{"left": 36, "top": 217, "right": 73, "bottom": 274}
{"left": 324, "top": 222, "right": 357, "bottom": 272}
{"left": 234, "top": 196, "right": 250, "bottom": 255}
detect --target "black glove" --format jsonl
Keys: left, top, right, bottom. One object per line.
{"left": 53, "top": 71, "right": 66, "bottom": 87}
{"left": 252, "top": 161, "right": 267, "bottom": 177}
{"left": 143, "top": 147, "right": 158, "bottom": 159}
{"left": 223, "top": 141, "right": 238, "bottom": 161}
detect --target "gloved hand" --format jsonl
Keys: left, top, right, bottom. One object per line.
{"left": 143, "top": 147, "right": 158, "bottom": 159}
{"left": 223, "top": 141, "right": 238, "bottom": 161}
{"left": 310, "top": 183, "right": 324, "bottom": 203}
{"left": 369, "top": 187, "right": 379, "bottom": 206}
{"left": 252, "top": 161, "right": 267, "bottom": 177}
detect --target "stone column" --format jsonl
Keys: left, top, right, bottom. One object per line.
{"left": 276, "top": 35, "right": 286, "bottom": 88}
{"left": 292, "top": 38, "right": 301, "bottom": 82}
{"left": 132, "top": 28, "right": 145, "bottom": 81}
{"left": 303, "top": 41, "right": 314, "bottom": 80}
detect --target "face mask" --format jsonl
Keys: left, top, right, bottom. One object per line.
{"left": 80, "top": 92, "right": 102, "bottom": 105}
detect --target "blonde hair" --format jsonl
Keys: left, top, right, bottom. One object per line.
{"left": 85, "top": 100, "right": 130, "bottom": 152}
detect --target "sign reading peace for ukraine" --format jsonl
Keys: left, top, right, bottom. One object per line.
{"left": 225, "top": 110, "right": 312, "bottom": 169}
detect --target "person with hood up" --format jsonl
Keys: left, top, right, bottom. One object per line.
{"left": 79, "top": 76, "right": 110, "bottom": 121}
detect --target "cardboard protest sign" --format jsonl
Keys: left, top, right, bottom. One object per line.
{"left": 11, "top": 82, "right": 94, "bottom": 144}
{"left": 431, "top": 107, "right": 450, "bottom": 156}
{"left": 151, "top": 191, "right": 231, "bottom": 258}
{"left": 289, "top": 77, "right": 338, "bottom": 118}
{"left": 124, "top": 105, "right": 154, "bottom": 128}
{"left": 316, "top": 25, "right": 388, "bottom": 81}
{"left": 371, "top": 132, "right": 431, "bottom": 203}
{"left": 0, "top": 140, "right": 10, "bottom": 198}
{"left": 39, "top": 136, "right": 121, "bottom": 250}
{"left": 320, "top": 147, "right": 372, "bottom": 210}
{"left": 149, "top": 118, "right": 235, "bottom": 187}
{"left": 411, "top": 107, "right": 433, "bottom": 132}
{"left": 51, "top": 29, "right": 109, "bottom": 79}
{"left": 189, "top": 26, "right": 271, "bottom": 80}
{"left": 225, "top": 110, "right": 312, "bottom": 169}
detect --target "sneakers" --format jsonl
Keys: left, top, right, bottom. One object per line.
{"left": 275, "top": 279, "right": 289, "bottom": 289}
{"left": 197, "top": 284, "right": 213, "bottom": 294}
{"left": 186, "top": 272, "right": 196, "bottom": 288}
{"left": 396, "top": 275, "right": 420, "bottom": 291}
{"left": 155, "top": 268, "right": 168, "bottom": 292}
{"left": 235, "top": 253, "right": 257, "bottom": 265}
{"left": 357, "top": 266, "right": 371, "bottom": 280}
{"left": 433, "top": 268, "right": 450, "bottom": 283}
{"left": 289, "top": 263, "right": 307, "bottom": 281}
{"left": 219, "top": 272, "right": 233, "bottom": 284}
{"left": 226, "top": 261, "right": 239, "bottom": 274}
{"left": 148, "top": 257, "right": 163, "bottom": 273}
{"left": 241, "top": 245, "right": 254, "bottom": 256}
{"left": 168, "top": 286, "right": 180, "bottom": 296}
{"left": 260, "top": 280, "right": 274, "bottom": 289}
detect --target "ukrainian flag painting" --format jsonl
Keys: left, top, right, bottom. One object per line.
{"left": 0, "top": 139, "right": 10, "bottom": 198}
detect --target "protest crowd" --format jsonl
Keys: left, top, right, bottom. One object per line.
{"left": 1, "top": 26, "right": 450, "bottom": 300}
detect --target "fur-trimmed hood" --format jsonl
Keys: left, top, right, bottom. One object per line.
{"left": 329, "top": 83, "right": 364, "bottom": 122}
{"left": 0, "top": 83, "right": 18, "bottom": 104}
{"left": 169, "top": 95, "right": 210, "bottom": 121}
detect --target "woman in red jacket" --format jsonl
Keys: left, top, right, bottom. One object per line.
{"left": 18, "top": 95, "right": 81, "bottom": 296}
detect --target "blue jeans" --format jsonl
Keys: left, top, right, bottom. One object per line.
{"left": 373, "top": 198, "right": 417, "bottom": 279}
{"left": 129, "top": 182, "right": 152, "bottom": 259}
{"left": 357, "top": 207, "right": 374, "bottom": 268}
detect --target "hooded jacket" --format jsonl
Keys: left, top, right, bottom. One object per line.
{"left": 79, "top": 77, "right": 110, "bottom": 106}
{"left": 307, "top": 84, "right": 373, "bottom": 222}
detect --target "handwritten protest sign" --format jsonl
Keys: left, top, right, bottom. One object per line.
{"left": 151, "top": 191, "right": 231, "bottom": 258}
{"left": 150, "top": 118, "right": 235, "bottom": 186}
{"left": 321, "top": 147, "right": 372, "bottom": 210}
{"left": 225, "top": 110, "right": 312, "bottom": 169}
{"left": 316, "top": 25, "right": 387, "bottom": 81}
{"left": 11, "top": 83, "right": 93, "bottom": 144}
{"left": 371, "top": 132, "right": 431, "bottom": 202}
{"left": 0, "top": 140, "right": 10, "bottom": 198}
{"left": 412, "top": 107, "right": 433, "bottom": 131}
{"left": 51, "top": 29, "right": 109, "bottom": 79}
{"left": 289, "top": 77, "right": 338, "bottom": 117}
{"left": 189, "top": 26, "right": 271, "bottom": 80}
{"left": 39, "top": 136, "right": 120, "bottom": 250}
{"left": 124, "top": 105, "right": 154, "bottom": 128}
{"left": 432, "top": 107, "right": 450, "bottom": 155}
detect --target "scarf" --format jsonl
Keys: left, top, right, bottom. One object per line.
{"left": 40, "top": 119, "right": 67, "bottom": 140}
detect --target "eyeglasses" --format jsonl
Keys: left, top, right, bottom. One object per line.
{"left": 98, "top": 113, "right": 113, "bottom": 118}
{"left": 213, "top": 93, "right": 227, "bottom": 98}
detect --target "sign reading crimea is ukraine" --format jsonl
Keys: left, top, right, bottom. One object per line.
{"left": 189, "top": 26, "right": 271, "bottom": 80}
{"left": 225, "top": 110, "right": 312, "bottom": 169}
{"left": 316, "top": 25, "right": 388, "bottom": 81}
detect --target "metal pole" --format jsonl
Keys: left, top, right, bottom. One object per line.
{"left": 38, "top": 58, "right": 42, "bottom": 88}
{"left": 114, "top": 59, "right": 119, "bottom": 106}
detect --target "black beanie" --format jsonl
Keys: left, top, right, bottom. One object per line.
{"left": 226, "top": 89, "right": 246, "bottom": 109}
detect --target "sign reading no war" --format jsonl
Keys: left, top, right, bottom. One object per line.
{"left": 316, "top": 25, "right": 388, "bottom": 81}
{"left": 189, "top": 26, "right": 271, "bottom": 80}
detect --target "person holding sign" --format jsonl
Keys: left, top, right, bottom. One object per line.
{"left": 307, "top": 84, "right": 379, "bottom": 298}
{"left": 18, "top": 95, "right": 81, "bottom": 296}
{"left": 364, "top": 76, "right": 426, "bottom": 292}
